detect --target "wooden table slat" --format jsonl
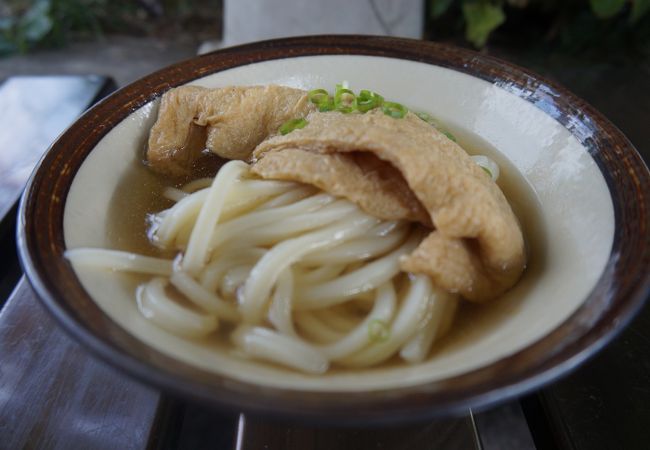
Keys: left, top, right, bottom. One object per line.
{"left": 0, "top": 278, "right": 161, "bottom": 450}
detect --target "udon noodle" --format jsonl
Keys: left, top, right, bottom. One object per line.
{"left": 66, "top": 160, "right": 466, "bottom": 374}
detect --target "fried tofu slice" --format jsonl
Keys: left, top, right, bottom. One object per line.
{"left": 251, "top": 148, "right": 431, "bottom": 226}
{"left": 146, "top": 85, "right": 525, "bottom": 301}
{"left": 253, "top": 110, "right": 526, "bottom": 302}
{"left": 147, "top": 85, "right": 315, "bottom": 177}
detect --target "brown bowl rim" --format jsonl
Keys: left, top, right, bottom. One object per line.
{"left": 17, "top": 35, "right": 650, "bottom": 423}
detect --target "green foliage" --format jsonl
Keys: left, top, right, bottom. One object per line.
{"left": 0, "top": 0, "right": 53, "bottom": 54}
{"left": 631, "top": 0, "right": 650, "bottom": 22}
{"left": 590, "top": 0, "right": 626, "bottom": 18}
{"left": 0, "top": 0, "right": 115, "bottom": 55}
{"left": 0, "top": 0, "right": 213, "bottom": 56}
{"left": 430, "top": 0, "right": 455, "bottom": 18}
{"left": 427, "top": 0, "right": 650, "bottom": 53}
{"left": 462, "top": 2, "right": 506, "bottom": 47}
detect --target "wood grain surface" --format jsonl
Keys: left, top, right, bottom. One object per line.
{"left": 0, "top": 278, "right": 161, "bottom": 449}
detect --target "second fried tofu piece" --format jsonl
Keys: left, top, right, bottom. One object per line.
{"left": 251, "top": 148, "right": 431, "bottom": 226}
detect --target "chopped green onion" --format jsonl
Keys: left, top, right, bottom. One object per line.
{"left": 416, "top": 111, "right": 437, "bottom": 126}
{"left": 318, "top": 99, "right": 335, "bottom": 112}
{"left": 308, "top": 88, "right": 335, "bottom": 111}
{"left": 382, "top": 101, "right": 408, "bottom": 119}
{"left": 307, "top": 84, "right": 407, "bottom": 119}
{"left": 334, "top": 85, "right": 357, "bottom": 113}
{"left": 279, "top": 118, "right": 308, "bottom": 135}
{"left": 443, "top": 130, "right": 457, "bottom": 142}
{"left": 308, "top": 89, "right": 330, "bottom": 105}
{"left": 416, "top": 111, "right": 458, "bottom": 141}
{"left": 319, "top": 101, "right": 334, "bottom": 112}
{"left": 471, "top": 154, "right": 500, "bottom": 181}
{"left": 357, "top": 89, "right": 384, "bottom": 112}
{"left": 368, "top": 319, "right": 390, "bottom": 343}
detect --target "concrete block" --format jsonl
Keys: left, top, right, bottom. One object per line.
{"left": 223, "top": 0, "right": 424, "bottom": 46}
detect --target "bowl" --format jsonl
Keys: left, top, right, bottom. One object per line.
{"left": 17, "top": 35, "right": 650, "bottom": 423}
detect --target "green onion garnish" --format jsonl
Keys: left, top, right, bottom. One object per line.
{"left": 416, "top": 111, "right": 436, "bottom": 125}
{"left": 443, "top": 130, "right": 457, "bottom": 142}
{"left": 382, "top": 101, "right": 408, "bottom": 119}
{"left": 279, "top": 118, "right": 308, "bottom": 135}
{"left": 334, "top": 85, "right": 357, "bottom": 113}
{"left": 308, "top": 89, "right": 335, "bottom": 112}
{"left": 416, "top": 111, "right": 458, "bottom": 141}
{"left": 307, "top": 84, "right": 407, "bottom": 118}
{"left": 357, "top": 89, "right": 384, "bottom": 112}
{"left": 481, "top": 166, "right": 492, "bottom": 177}
{"left": 368, "top": 319, "right": 390, "bottom": 343}
{"left": 318, "top": 99, "right": 335, "bottom": 112}
{"left": 308, "top": 88, "right": 330, "bottom": 104}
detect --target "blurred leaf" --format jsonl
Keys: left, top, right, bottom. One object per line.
{"left": 631, "top": 0, "right": 650, "bottom": 22}
{"left": 0, "top": 17, "right": 15, "bottom": 31}
{"left": 506, "top": 0, "right": 529, "bottom": 7}
{"left": 0, "top": 39, "right": 17, "bottom": 56}
{"left": 19, "top": 0, "right": 52, "bottom": 41}
{"left": 462, "top": 2, "right": 505, "bottom": 47}
{"left": 589, "top": 0, "right": 626, "bottom": 18}
{"left": 430, "top": 0, "right": 455, "bottom": 18}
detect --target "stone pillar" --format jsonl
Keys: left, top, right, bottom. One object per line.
{"left": 222, "top": 0, "right": 424, "bottom": 46}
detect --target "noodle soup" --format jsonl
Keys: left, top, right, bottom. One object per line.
{"left": 16, "top": 42, "right": 621, "bottom": 415}
{"left": 58, "top": 43, "right": 617, "bottom": 393}
{"left": 67, "top": 118, "right": 545, "bottom": 377}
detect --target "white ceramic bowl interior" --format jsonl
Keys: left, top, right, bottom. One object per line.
{"left": 63, "top": 55, "right": 614, "bottom": 391}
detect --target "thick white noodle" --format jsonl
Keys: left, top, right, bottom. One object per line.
{"left": 137, "top": 278, "right": 217, "bottom": 337}
{"left": 65, "top": 248, "right": 173, "bottom": 276}
{"left": 338, "top": 274, "right": 432, "bottom": 367}
{"left": 399, "top": 288, "right": 458, "bottom": 363}
{"left": 294, "top": 232, "right": 421, "bottom": 309}
{"left": 241, "top": 200, "right": 359, "bottom": 245}
{"left": 163, "top": 187, "right": 188, "bottom": 202}
{"left": 183, "top": 161, "right": 248, "bottom": 274}
{"left": 216, "top": 180, "right": 298, "bottom": 222}
{"left": 155, "top": 190, "right": 209, "bottom": 246}
{"left": 268, "top": 269, "right": 296, "bottom": 337}
{"left": 200, "top": 247, "right": 267, "bottom": 292}
{"left": 68, "top": 161, "right": 464, "bottom": 374}
{"left": 239, "top": 213, "right": 379, "bottom": 323}
{"left": 219, "top": 265, "right": 252, "bottom": 298}
{"left": 170, "top": 269, "right": 240, "bottom": 321}
{"left": 320, "top": 283, "right": 397, "bottom": 360}
{"left": 294, "top": 264, "right": 347, "bottom": 284}
{"left": 208, "top": 193, "right": 335, "bottom": 250}
{"left": 257, "top": 185, "right": 316, "bottom": 209}
{"left": 181, "top": 177, "right": 213, "bottom": 192}
{"left": 299, "top": 226, "right": 408, "bottom": 265}
{"left": 231, "top": 325, "right": 329, "bottom": 374}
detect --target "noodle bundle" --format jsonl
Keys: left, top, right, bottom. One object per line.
{"left": 66, "top": 161, "right": 459, "bottom": 374}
